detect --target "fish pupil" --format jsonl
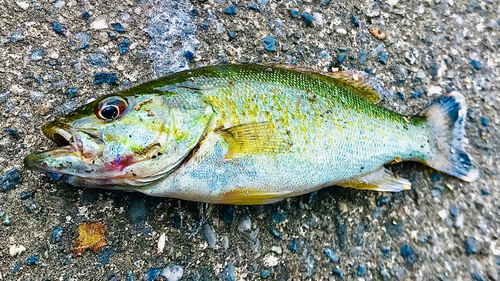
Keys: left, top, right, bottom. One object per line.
{"left": 101, "top": 106, "right": 119, "bottom": 119}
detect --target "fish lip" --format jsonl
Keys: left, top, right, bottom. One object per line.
{"left": 42, "top": 121, "right": 81, "bottom": 154}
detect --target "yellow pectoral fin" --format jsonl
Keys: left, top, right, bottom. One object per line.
{"left": 217, "top": 122, "right": 292, "bottom": 159}
{"left": 222, "top": 189, "right": 288, "bottom": 205}
{"left": 338, "top": 167, "right": 411, "bottom": 192}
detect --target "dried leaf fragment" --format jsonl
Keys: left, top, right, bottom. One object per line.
{"left": 369, "top": 26, "right": 386, "bottom": 40}
{"left": 72, "top": 221, "right": 107, "bottom": 257}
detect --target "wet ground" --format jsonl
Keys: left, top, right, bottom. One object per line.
{"left": 1, "top": 0, "right": 499, "bottom": 280}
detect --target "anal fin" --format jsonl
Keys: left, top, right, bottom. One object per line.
{"left": 221, "top": 189, "right": 288, "bottom": 205}
{"left": 337, "top": 167, "right": 411, "bottom": 192}
{"left": 217, "top": 122, "right": 292, "bottom": 159}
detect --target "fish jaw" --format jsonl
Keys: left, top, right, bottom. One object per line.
{"left": 24, "top": 146, "right": 82, "bottom": 176}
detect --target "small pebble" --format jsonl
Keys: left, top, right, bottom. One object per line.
{"left": 221, "top": 263, "right": 235, "bottom": 281}
{"left": 227, "top": 30, "right": 235, "bottom": 41}
{"left": 472, "top": 271, "right": 485, "bottom": 281}
{"left": 19, "top": 190, "right": 34, "bottom": 200}
{"left": 471, "top": 60, "right": 482, "bottom": 70}
{"left": 12, "top": 263, "right": 21, "bottom": 273}
{"left": 380, "top": 266, "right": 390, "bottom": 280}
{"left": 261, "top": 268, "right": 272, "bottom": 279}
{"left": 351, "top": 14, "right": 359, "bottom": 27}
{"left": 161, "top": 263, "right": 183, "bottom": 281}
{"left": 111, "top": 22, "right": 125, "bottom": 33}
{"left": 30, "top": 50, "right": 45, "bottom": 61}
{"left": 269, "top": 228, "right": 283, "bottom": 239}
{"left": 379, "top": 52, "right": 387, "bottom": 64}
{"left": 377, "top": 197, "right": 390, "bottom": 206}
{"left": 289, "top": 238, "right": 298, "bottom": 253}
{"left": 52, "top": 225, "right": 63, "bottom": 242}
{"left": 449, "top": 205, "right": 458, "bottom": 217}
{"left": 464, "top": 236, "right": 480, "bottom": 254}
{"left": 93, "top": 72, "right": 117, "bottom": 85}
{"left": 271, "top": 209, "right": 286, "bottom": 223}
{"left": 118, "top": 38, "right": 131, "bottom": 54}
{"left": 82, "top": 11, "right": 91, "bottom": 19}
{"left": 122, "top": 79, "right": 132, "bottom": 88}
{"left": 9, "top": 32, "right": 25, "bottom": 42}
{"left": 303, "top": 255, "right": 315, "bottom": 277}
{"left": 65, "top": 87, "right": 79, "bottom": 98}
{"left": 271, "top": 246, "right": 282, "bottom": 255}
{"left": 52, "top": 21, "right": 64, "bottom": 34}
{"left": 301, "top": 12, "right": 313, "bottom": 27}
{"left": 1, "top": 169, "right": 21, "bottom": 192}
{"left": 338, "top": 53, "right": 346, "bottom": 64}
{"left": 371, "top": 207, "right": 383, "bottom": 219}
{"left": 87, "top": 54, "right": 108, "bottom": 68}
{"left": 3, "top": 216, "right": 11, "bottom": 225}
{"left": 400, "top": 243, "right": 419, "bottom": 264}
{"left": 53, "top": 0, "right": 64, "bottom": 9}
{"left": 26, "top": 255, "right": 39, "bottom": 265}
{"left": 184, "top": 50, "right": 195, "bottom": 62}
{"left": 357, "top": 263, "right": 367, "bottom": 277}
{"left": 454, "top": 215, "right": 464, "bottom": 228}
{"left": 481, "top": 188, "right": 491, "bottom": 195}
{"left": 6, "top": 128, "right": 20, "bottom": 139}
{"left": 225, "top": 5, "right": 236, "bottom": 14}
{"left": 26, "top": 200, "right": 40, "bottom": 213}
{"left": 222, "top": 236, "right": 229, "bottom": 250}
{"left": 418, "top": 235, "right": 426, "bottom": 243}
{"left": 333, "top": 268, "right": 345, "bottom": 279}
{"left": 144, "top": 268, "right": 161, "bottom": 281}
{"left": 480, "top": 117, "right": 489, "bottom": 126}
{"left": 91, "top": 19, "right": 108, "bottom": 29}
{"left": 431, "top": 187, "right": 442, "bottom": 197}
{"left": 263, "top": 36, "right": 276, "bottom": 52}
{"left": 238, "top": 216, "right": 252, "bottom": 232}
{"left": 324, "top": 247, "right": 339, "bottom": 262}
{"left": 290, "top": 9, "right": 300, "bottom": 17}
{"left": 431, "top": 172, "right": 441, "bottom": 182}
{"left": 250, "top": 227, "right": 259, "bottom": 240}
{"left": 203, "top": 223, "right": 217, "bottom": 248}
{"left": 247, "top": 3, "right": 260, "bottom": 11}
{"left": 359, "top": 49, "right": 367, "bottom": 64}
{"left": 75, "top": 32, "right": 90, "bottom": 50}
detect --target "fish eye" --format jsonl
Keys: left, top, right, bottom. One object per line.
{"left": 95, "top": 96, "right": 128, "bottom": 121}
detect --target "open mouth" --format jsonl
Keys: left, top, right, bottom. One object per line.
{"left": 42, "top": 121, "right": 80, "bottom": 152}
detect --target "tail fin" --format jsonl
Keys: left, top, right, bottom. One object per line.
{"left": 425, "top": 92, "right": 478, "bottom": 182}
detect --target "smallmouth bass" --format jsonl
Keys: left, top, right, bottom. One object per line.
{"left": 25, "top": 64, "right": 478, "bottom": 204}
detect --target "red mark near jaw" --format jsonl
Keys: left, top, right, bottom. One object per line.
{"left": 105, "top": 154, "right": 135, "bottom": 172}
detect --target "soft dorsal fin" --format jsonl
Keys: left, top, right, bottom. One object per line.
{"left": 217, "top": 122, "right": 292, "bottom": 159}
{"left": 267, "top": 63, "right": 388, "bottom": 104}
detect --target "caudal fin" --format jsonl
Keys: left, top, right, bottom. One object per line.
{"left": 425, "top": 92, "right": 478, "bottom": 182}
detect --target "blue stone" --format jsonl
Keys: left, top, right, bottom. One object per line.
{"left": 380, "top": 266, "right": 390, "bottom": 280}
{"left": 53, "top": 1, "right": 65, "bottom": 9}
{"left": 97, "top": 247, "right": 115, "bottom": 266}
{"left": 225, "top": 5, "right": 236, "bottom": 14}
{"left": 75, "top": 32, "right": 90, "bottom": 50}
{"left": 351, "top": 14, "right": 359, "bottom": 27}
{"left": 144, "top": 268, "right": 161, "bottom": 281}
{"left": 221, "top": 206, "right": 235, "bottom": 223}
{"left": 471, "top": 60, "right": 482, "bottom": 70}
{"left": 301, "top": 12, "right": 313, "bottom": 27}
{"left": 371, "top": 207, "right": 383, "bottom": 219}
{"left": 382, "top": 246, "right": 391, "bottom": 257}
{"left": 481, "top": 188, "right": 491, "bottom": 195}
{"left": 118, "top": 38, "right": 131, "bottom": 54}
{"left": 30, "top": 50, "right": 45, "bottom": 61}
{"left": 52, "top": 225, "right": 63, "bottom": 242}
{"left": 412, "top": 89, "right": 424, "bottom": 98}
{"left": 203, "top": 223, "right": 217, "bottom": 248}
{"left": 303, "top": 255, "right": 314, "bottom": 277}
{"left": 19, "top": 190, "right": 34, "bottom": 200}
{"left": 247, "top": 3, "right": 260, "bottom": 11}
{"left": 418, "top": 235, "right": 426, "bottom": 243}
{"left": 397, "top": 92, "right": 405, "bottom": 100}
{"left": 377, "top": 197, "right": 390, "bottom": 206}
{"left": 323, "top": 247, "right": 338, "bottom": 262}
{"left": 445, "top": 218, "right": 454, "bottom": 227}
{"left": 82, "top": 11, "right": 90, "bottom": 19}
{"left": 269, "top": 227, "right": 283, "bottom": 239}
{"left": 122, "top": 79, "right": 132, "bottom": 88}
{"left": 472, "top": 271, "right": 484, "bottom": 281}
{"left": 449, "top": 204, "right": 458, "bottom": 217}
{"left": 430, "top": 187, "right": 442, "bottom": 197}
{"left": 480, "top": 117, "right": 489, "bottom": 126}
{"left": 357, "top": 263, "right": 367, "bottom": 277}
{"left": 227, "top": 29, "right": 235, "bottom": 40}
{"left": 221, "top": 263, "right": 235, "bottom": 281}
{"left": 359, "top": 49, "right": 367, "bottom": 64}
{"left": 26, "top": 255, "right": 39, "bottom": 265}
{"left": 93, "top": 72, "right": 117, "bottom": 85}
{"left": 52, "top": 21, "right": 64, "bottom": 34}
{"left": 9, "top": 32, "right": 25, "bottom": 42}
{"left": 1, "top": 169, "right": 21, "bottom": 192}
{"left": 256, "top": 0, "right": 269, "bottom": 5}
{"left": 111, "top": 22, "right": 125, "bottom": 33}
{"left": 464, "top": 236, "right": 480, "bottom": 254}
{"left": 431, "top": 172, "right": 441, "bottom": 182}
{"left": 87, "top": 54, "right": 108, "bottom": 67}
{"left": 271, "top": 209, "right": 286, "bottom": 223}
{"left": 184, "top": 50, "right": 195, "bottom": 62}
{"left": 400, "top": 243, "right": 419, "bottom": 264}
{"left": 333, "top": 268, "right": 344, "bottom": 279}
{"left": 261, "top": 268, "right": 272, "bottom": 278}
{"left": 290, "top": 9, "right": 300, "bottom": 17}
{"left": 338, "top": 53, "right": 346, "bottom": 64}
{"left": 320, "top": 50, "right": 329, "bottom": 60}
{"left": 108, "top": 273, "right": 120, "bottom": 281}
{"left": 263, "top": 36, "right": 276, "bottom": 52}
{"left": 26, "top": 200, "right": 39, "bottom": 213}
{"left": 289, "top": 238, "right": 298, "bottom": 253}
{"left": 190, "top": 9, "right": 199, "bottom": 16}
{"left": 379, "top": 52, "right": 387, "bottom": 64}
{"left": 12, "top": 263, "right": 21, "bottom": 273}
{"left": 126, "top": 271, "right": 134, "bottom": 281}
{"left": 455, "top": 215, "right": 464, "bottom": 228}
{"left": 6, "top": 128, "right": 20, "bottom": 139}
{"left": 65, "top": 87, "right": 78, "bottom": 98}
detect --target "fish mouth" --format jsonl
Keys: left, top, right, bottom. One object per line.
{"left": 42, "top": 121, "right": 81, "bottom": 154}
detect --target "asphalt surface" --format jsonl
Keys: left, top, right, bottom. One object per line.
{"left": 0, "top": 0, "right": 499, "bottom": 280}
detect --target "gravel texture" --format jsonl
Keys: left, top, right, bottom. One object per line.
{"left": 1, "top": 0, "right": 500, "bottom": 280}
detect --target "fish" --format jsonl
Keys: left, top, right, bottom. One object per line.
{"left": 24, "top": 64, "right": 478, "bottom": 204}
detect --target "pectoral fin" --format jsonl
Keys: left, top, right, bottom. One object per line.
{"left": 217, "top": 122, "right": 292, "bottom": 159}
{"left": 337, "top": 167, "right": 411, "bottom": 192}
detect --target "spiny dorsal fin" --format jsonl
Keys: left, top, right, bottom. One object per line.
{"left": 217, "top": 122, "right": 292, "bottom": 159}
{"left": 267, "top": 63, "right": 387, "bottom": 104}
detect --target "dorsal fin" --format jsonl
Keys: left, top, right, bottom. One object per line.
{"left": 267, "top": 63, "right": 388, "bottom": 104}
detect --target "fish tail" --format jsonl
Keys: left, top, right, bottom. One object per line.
{"left": 424, "top": 91, "right": 478, "bottom": 182}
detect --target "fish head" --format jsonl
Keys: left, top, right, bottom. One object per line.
{"left": 25, "top": 93, "right": 213, "bottom": 190}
